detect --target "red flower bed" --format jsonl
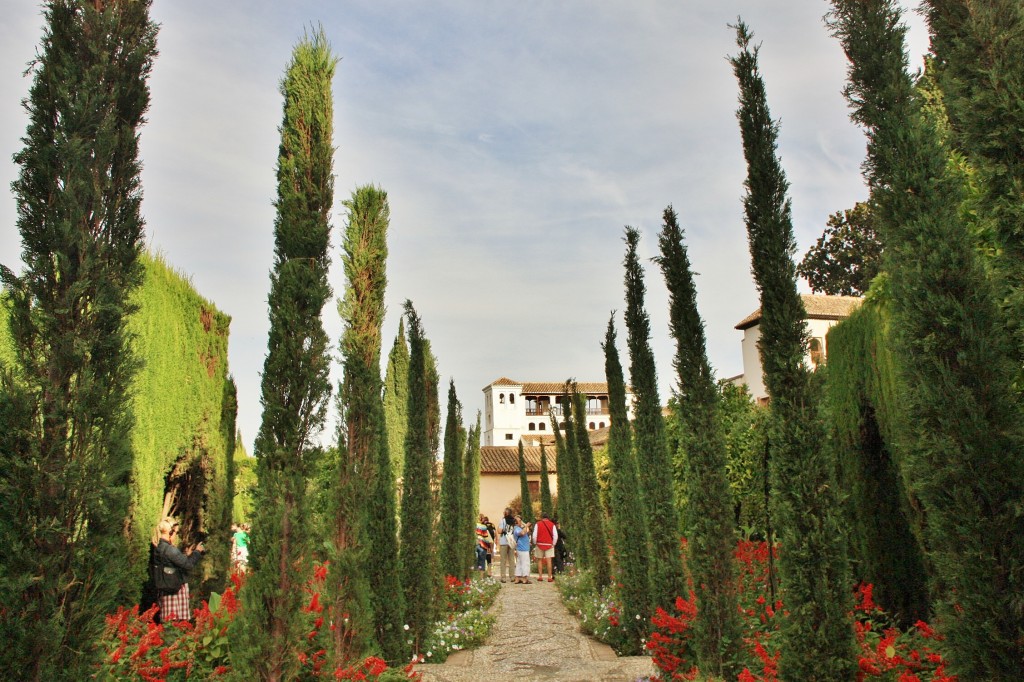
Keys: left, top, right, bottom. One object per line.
{"left": 646, "top": 540, "right": 954, "bottom": 682}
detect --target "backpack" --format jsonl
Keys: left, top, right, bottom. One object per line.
{"left": 502, "top": 519, "right": 515, "bottom": 544}
{"left": 150, "top": 542, "right": 184, "bottom": 595}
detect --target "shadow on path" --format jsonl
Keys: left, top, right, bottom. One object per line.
{"left": 416, "top": 577, "right": 655, "bottom": 681}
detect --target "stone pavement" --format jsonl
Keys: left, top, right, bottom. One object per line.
{"left": 415, "top": 576, "right": 656, "bottom": 682}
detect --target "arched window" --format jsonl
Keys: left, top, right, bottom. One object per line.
{"left": 599, "top": 421, "right": 605, "bottom": 429}
{"left": 539, "top": 422, "right": 546, "bottom": 431}
{"left": 589, "top": 422, "right": 595, "bottom": 430}
{"left": 499, "top": 393, "right": 505, "bottom": 404}
{"left": 509, "top": 394, "right": 515, "bottom": 404}
{"left": 528, "top": 423, "right": 536, "bottom": 431}
{"left": 809, "top": 337, "right": 825, "bottom": 368}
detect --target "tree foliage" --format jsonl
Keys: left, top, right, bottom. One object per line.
{"left": 439, "top": 380, "right": 465, "bottom": 580}
{"left": 235, "top": 30, "right": 336, "bottom": 681}
{"left": 517, "top": 440, "right": 534, "bottom": 524}
{"left": 570, "top": 385, "right": 611, "bottom": 589}
{"left": 731, "top": 22, "right": 855, "bottom": 679}
{"left": 797, "top": 201, "right": 882, "bottom": 295}
{"left": 383, "top": 319, "right": 409, "bottom": 481}
{"left": 539, "top": 443, "right": 553, "bottom": 519}
{"left": 0, "top": 1, "right": 157, "bottom": 677}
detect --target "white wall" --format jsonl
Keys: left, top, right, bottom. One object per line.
{"left": 740, "top": 318, "right": 845, "bottom": 402}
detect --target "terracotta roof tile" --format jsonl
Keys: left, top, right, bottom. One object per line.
{"left": 521, "top": 381, "right": 609, "bottom": 395}
{"left": 735, "top": 294, "right": 862, "bottom": 330}
{"left": 480, "top": 446, "right": 556, "bottom": 474}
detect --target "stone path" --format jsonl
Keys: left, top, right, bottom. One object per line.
{"left": 415, "top": 576, "right": 656, "bottom": 682}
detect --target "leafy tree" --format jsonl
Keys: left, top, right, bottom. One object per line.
{"left": 517, "top": 440, "right": 534, "bottom": 524}
{"left": 399, "top": 302, "right": 437, "bottom": 650}
{"left": 717, "top": 382, "right": 766, "bottom": 532}
{"left": 731, "top": 22, "right": 856, "bottom": 679}
{"left": 828, "top": 0, "right": 1024, "bottom": 675}
{"left": 0, "top": 1, "right": 157, "bottom": 677}
{"left": 570, "top": 386, "right": 611, "bottom": 589}
{"left": 334, "top": 185, "right": 405, "bottom": 663}
{"left": 621, "top": 227, "right": 687, "bottom": 610}
{"left": 601, "top": 317, "right": 651, "bottom": 653}
{"left": 656, "top": 205, "right": 742, "bottom": 677}
{"left": 539, "top": 443, "right": 554, "bottom": 519}
{"left": 234, "top": 31, "right": 337, "bottom": 681}
{"left": 797, "top": 201, "right": 882, "bottom": 295}
{"left": 439, "top": 380, "right": 465, "bottom": 580}
{"left": 383, "top": 319, "right": 409, "bottom": 482}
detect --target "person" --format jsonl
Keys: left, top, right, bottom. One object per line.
{"left": 513, "top": 516, "right": 532, "bottom": 584}
{"left": 532, "top": 511, "right": 558, "bottom": 582}
{"left": 153, "top": 517, "right": 205, "bottom": 622}
{"left": 552, "top": 518, "right": 568, "bottom": 575}
{"left": 483, "top": 516, "right": 497, "bottom": 577}
{"left": 231, "top": 523, "right": 250, "bottom": 572}
{"left": 475, "top": 515, "right": 492, "bottom": 572}
{"left": 496, "top": 508, "right": 516, "bottom": 583}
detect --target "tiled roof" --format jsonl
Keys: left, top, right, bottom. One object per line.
{"left": 735, "top": 294, "right": 862, "bottom": 330}
{"left": 481, "top": 446, "right": 556, "bottom": 474}
{"left": 487, "top": 377, "right": 522, "bottom": 387}
{"left": 521, "top": 381, "right": 609, "bottom": 395}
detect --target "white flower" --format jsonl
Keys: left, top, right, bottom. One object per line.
{"left": 404, "top": 624, "right": 410, "bottom": 631}
{"left": 427, "top": 652, "right": 433, "bottom": 658}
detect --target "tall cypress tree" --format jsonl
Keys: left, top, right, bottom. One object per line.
{"left": 517, "top": 440, "right": 535, "bottom": 523}
{"left": 400, "top": 302, "right": 436, "bottom": 651}
{"left": 656, "top": 206, "right": 742, "bottom": 678}
{"left": 462, "top": 414, "right": 480, "bottom": 573}
{"left": 829, "top": 1, "right": 1024, "bottom": 675}
{"left": 539, "top": 443, "right": 554, "bottom": 519}
{"left": 235, "top": 30, "right": 337, "bottom": 681}
{"left": 335, "top": 185, "right": 404, "bottom": 663}
{"left": 554, "top": 388, "right": 586, "bottom": 567}
{"left": 730, "top": 23, "right": 855, "bottom": 680}
{"left": 601, "top": 317, "right": 652, "bottom": 653}
{"left": 621, "top": 227, "right": 687, "bottom": 610}
{"left": 0, "top": 2, "right": 157, "bottom": 677}
{"left": 571, "top": 386, "right": 611, "bottom": 589}
{"left": 383, "top": 319, "right": 409, "bottom": 482}
{"left": 439, "top": 380, "right": 465, "bottom": 579}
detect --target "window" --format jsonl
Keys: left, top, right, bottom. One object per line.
{"left": 539, "top": 422, "right": 546, "bottom": 431}
{"left": 528, "top": 481, "right": 540, "bottom": 495}
{"left": 509, "top": 394, "right": 515, "bottom": 404}
{"left": 528, "top": 423, "right": 536, "bottom": 431}
{"left": 505, "top": 433, "right": 514, "bottom": 441}
{"left": 599, "top": 421, "right": 605, "bottom": 429}
{"left": 589, "top": 422, "right": 595, "bottom": 430}
{"left": 809, "top": 337, "right": 825, "bottom": 368}
{"left": 499, "top": 393, "right": 505, "bottom": 404}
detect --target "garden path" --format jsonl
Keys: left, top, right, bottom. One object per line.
{"left": 415, "top": 577, "right": 656, "bottom": 681}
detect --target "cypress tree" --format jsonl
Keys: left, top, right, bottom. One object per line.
{"left": 383, "top": 319, "right": 410, "bottom": 482}
{"left": 570, "top": 386, "right": 611, "bottom": 589}
{"left": 601, "top": 317, "right": 652, "bottom": 653}
{"left": 656, "top": 206, "right": 743, "bottom": 677}
{"left": 439, "top": 380, "right": 465, "bottom": 579}
{"left": 517, "top": 440, "right": 535, "bottom": 523}
{"left": 0, "top": 2, "right": 157, "bottom": 677}
{"left": 550, "top": 404, "right": 576, "bottom": 547}
{"left": 335, "top": 185, "right": 405, "bottom": 663}
{"left": 828, "top": 1, "right": 1024, "bottom": 675}
{"left": 400, "top": 302, "right": 437, "bottom": 651}
{"left": 730, "top": 22, "right": 855, "bottom": 679}
{"left": 539, "top": 443, "right": 554, "bottom": 519}
{"left": 555, "top": 388, "right": 586, "bottom": 567}
{"left": 235, "top": 30, "right": 337, "bottom": 681}
{"left": 621, "top": 227, "right": 687, "bottom": 610}
{"left": 462, "top": 414, "right": 480, "bottom": 573}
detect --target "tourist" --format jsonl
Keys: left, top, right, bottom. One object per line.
{"left": 231, "top": 523, "right": 250, "bottom": 572}
{"left": 483, "top": 516, "right": 497, "bottom": 577}
{"left": 497, "top": 507, "right": 516, "bottom": 582}
{"left": 513, "top": 516, "right": 532, "bottom": 584}
{"left": 475, "top": 515, "right": 492, "bottom": 571}
{"left": 532, "top": 511, "right": 558, "bottom": 582}
{"left": 152, "top": 517, "right": 205, "bottom": 622}
{"left": 552, "top": 518, "right": 569, "bottom": 575}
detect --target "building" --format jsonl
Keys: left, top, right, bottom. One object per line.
{"left": 734, "top": 294, "right": 862, "bottom": 403}
{"left": 482, "top": 377, "right": 632, "bottom": 446}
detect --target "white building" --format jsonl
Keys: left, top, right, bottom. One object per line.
{"left": 481, "top": 378, "right": 632, "bottom": 446}
{"left": 734, "top": 294, "right": 862, "bottom": 403}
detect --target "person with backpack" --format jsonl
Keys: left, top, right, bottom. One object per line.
{"left": 151, "top": 517, "right": 205, "bottom": 622}
{"left": 532, "top": 512, "right": 558, "bottom": 582}
{"left": 513, "top": 515, "right": 533, "bottom": 584}
{"left": 497, "top": 507, "right": 516, "bottom": 583}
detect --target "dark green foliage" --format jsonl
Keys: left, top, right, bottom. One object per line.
{"left": 517, "top": 440, "right": 535, "bottom": 524}
{"left": 0, "top": 2, "right": 157, "bottom": 677}
{"left": 828, "top": 1, "right": 1024, "bottom": 675}
{"left": 923, "top": 0, "right": 1024, "bottom": 360}
{"left": 656, "top": 206, "right": 742, "bottom": 677}
{"left": 400, "top": 302, "right": 437, "bottom": 650}
{"left": 440, "top": 380, "right": 466, "bottom": 580}
{"left": 384, "top": 319, "right": 410, "bottom": 481}
{"left": 824, "top": 299, "right": 930, "bottom": 627}
{"left": 731, "top": 22, "right": 855, "bottom": 679}
{"left": 235, "top": 30, "right": 336, "bottom": 680}
{"left": 717, "top": 382, "right": 768, "bottom": 534}
{"left": 621, "top": 227, "right": 687, "bottom": 611}
{"left": 570, "top": 387, "right": 612, "bottom": 589}
{"left": 797, "top": 202, "right": 882, "bottom": 296}
{"left": 601, "top": 317, "right": 651, "bottom": 653}
{"left": 462, "top": 414, "right": 479, "bottom": 573}
{"left": 554, "top": 388, "right": 585, "bottom": 566}
{"left": 539, "top": 443, "right": 554, "bottom": 519}
{"left": 335, "top": 185, "right": 405, "bottom": 663}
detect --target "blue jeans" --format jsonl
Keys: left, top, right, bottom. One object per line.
{"left": 475, "top": 545, "right": 487, "bottom": 570}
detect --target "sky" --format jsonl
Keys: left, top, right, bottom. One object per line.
{"left": 0, "top": 1, "right": 929, "bottom": 454}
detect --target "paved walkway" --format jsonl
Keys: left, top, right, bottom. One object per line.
{"left": 415, "top": 577, "right": 656, "bottom": 682}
